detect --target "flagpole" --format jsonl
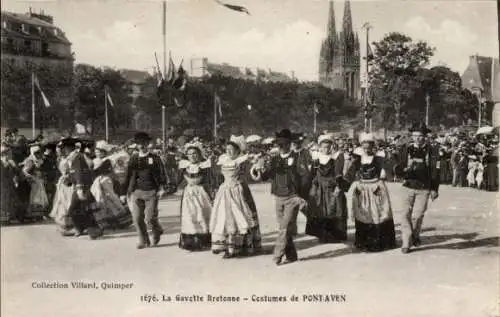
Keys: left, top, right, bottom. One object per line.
{"left": 105, "top": 86, "right": 109, "bottom": 141}
{"left": 214, "top": 90, "right": 217, "bottom": 139}
{"left": 32, "top": 72, "right": 35, "bottom": 139}
{"left": 425, "top": 93, "right": 430, "bottom": 126}
{"left": 313, "top": 103, "right": 317, "bottom": 134}
{"left": 362, "top": 22, "right": 372, "bottom": 133}
{"left": 162, "top": 0, "right": 167, "bottom": 152}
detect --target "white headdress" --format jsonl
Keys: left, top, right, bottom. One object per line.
{"left": 184, "top": 141, "right": 204, "bottom": 155}
{"left": 29, "top": 144, "right": 41, "bottom": 156}
{"left": 229, "top": 135, "right": 247, "bottom": 152}
{"left": 317, "top": 133, "right": 334, "bottom": 144}
{"left": 95, "top": 140, "right": 112, "bottom": 152}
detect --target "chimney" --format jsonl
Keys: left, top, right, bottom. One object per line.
{"left": 30, "top": 11, "right": 54, "bottom": 24}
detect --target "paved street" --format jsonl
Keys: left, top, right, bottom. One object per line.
{"left": 1, "top": 183, "right": 499, "bottom": 317}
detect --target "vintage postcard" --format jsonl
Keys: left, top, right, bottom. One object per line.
{"left": 1, "top": 0, "right": 499, "bottom": 316}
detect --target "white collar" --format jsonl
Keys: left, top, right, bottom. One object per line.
{"left": 360, "top": 154, "right": 375, "bottom": 164}
{"left": 280, "top": 152, "right": 292, "bottom": 158}
{"left": 138, "top": 151, "right": 150, "bottom": 158}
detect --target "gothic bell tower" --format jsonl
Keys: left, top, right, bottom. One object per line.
{"left": 318, "top": 0, "right": 361, "bottom": 99}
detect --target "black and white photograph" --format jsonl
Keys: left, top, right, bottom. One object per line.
{"left": 0, "top": 0, "right": 499, "bottom": 316}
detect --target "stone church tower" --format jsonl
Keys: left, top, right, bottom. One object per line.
{"left": 318, "top": 0, "right": 361, "bottom": 99}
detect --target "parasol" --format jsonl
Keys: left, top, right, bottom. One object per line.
{"left": 246, "top": 135, "right": 262, "bottom": 143}
{"left": 476, "top": 126, "right": 494, "bottom": 135}
{"left": 262, "top": 137, "right": 275, "bottom": 145}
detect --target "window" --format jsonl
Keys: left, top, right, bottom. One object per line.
{"left": 41, "top": 42, "right": 49, "bottom": 56}
{"left": 24, "top": 40, "right": 31, "bottom": 51}
{"left": 2, "top": 21, "right": 7, "bottom": 29}
{"left": 21, "top": 24, "right": 29, "bottom": 34}
{"left": 53, "top": 28, "right": 58, "bottom": 36}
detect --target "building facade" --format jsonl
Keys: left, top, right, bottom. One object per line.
{"left": 1, "top": 9, "right": 74, "bottom": 129}
{"left": 1, "top": 10, "right": 73, "bottom": 70}
{"left": 318, "top": 0, "right": 360, "bottom": 99}
{"left": 461, "top": 54, "right": 500, "bottom": 126}
{"left": 189, "top": 57, "right": 295, "bottom": 83}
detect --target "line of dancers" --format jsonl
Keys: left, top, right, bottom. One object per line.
{"left": 1, "top": 121, "right": 442, "bottom": 264}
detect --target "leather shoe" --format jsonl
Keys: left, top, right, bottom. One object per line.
{"left": 273, "top": 256, "right": 283, "bottom": 266}
{"left": 401, "top": 247, "right": 410, "bottom": 254}
{"left": 137, "top": 243, "right": 150, "bottom": 250}
{"left": 412, "top": 237, "right": 422, "bottom": 247}
{"left": 152, "top": 229, "right": 164, "bottom": 246}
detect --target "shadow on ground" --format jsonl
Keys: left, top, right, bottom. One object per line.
{"left": 413, "top": 236, "right": 499, "bottom": 252}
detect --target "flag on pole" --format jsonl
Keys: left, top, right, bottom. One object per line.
{"left": 166, "top": 56, "right": 176, "bottom": 85}
{"left": 214, "top": 0, "right": 250, "bottom": 15}
{"left": 215, "top": 92, "right": 222, "bottom": 117}
{"left": 173, "top": 64, "right": 187, "bottom": 91}
{"left": 33, "top": 73, "right": 51, "bottom": 107}
{"left": 105, "top": 86, "right": 114, "bottom": 107}
{"left": 313, "top": 103, "right": 319, "bottom": 114}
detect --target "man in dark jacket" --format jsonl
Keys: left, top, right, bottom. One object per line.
{"left": 124, "top": 132, "right": 167, "bottom": 249}
{"left": 291, "top": 132, "right": 313, "bottom": 200}
{"left": 259, "top": 129, "right": 308, "bottom": 265}
{"left": 398, "top": 123, "right": 440, "bottom": 254}
{"left": 62, "top": 137, "right": 103, "bottom": 239}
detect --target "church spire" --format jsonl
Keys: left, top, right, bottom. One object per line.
{"left": 342, "top": 0, "right": 353, "bottom": 35}
{"left": 327, "top": 0, "right": 337, "bottom": 39}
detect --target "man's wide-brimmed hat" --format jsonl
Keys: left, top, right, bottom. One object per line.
{"left": 58, "top": 137, "right": 79, "bottom": 148}
{"left": 274, "top": 129, "right": 294, "bottom": 145}
{"left": 134, "top": 132, "right": 152, "bottom": 142}
{"left": 409, "top": 122, "right": 431, "bottom": 134}
{"left": 291, "top": 132, "right": 305, "bottom": 144}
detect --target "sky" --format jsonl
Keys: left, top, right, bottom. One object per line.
{"left": 2, "top": 0, "right": 499, "bottom": 81}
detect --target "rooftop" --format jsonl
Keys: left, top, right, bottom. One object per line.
{"left": 1, "top": 11, "right": 70, "bottom": 45}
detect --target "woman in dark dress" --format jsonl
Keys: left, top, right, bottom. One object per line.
{"left": 1, "top": 143, "right": 21, "bottom": 224}
{"left": 483, "top": 146, "right": 499, "bottom": 191}
{"left": 306, "top": 133, "right": 350, "bottom": 243}
{"left": 438, "top": 145, "right": 452, "bottom": 184}
{"left": 350, "top": 133, "right": 396, "bottom": 252}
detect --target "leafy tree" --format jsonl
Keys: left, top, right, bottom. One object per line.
{"left": 73, "top": 64, "right": 133, "bottom": 135}
{"left": 1, "top": 58, "right": 73, "bottom": 130}
{"left": 370, "top": 32, "right": 435, "bottom": 129}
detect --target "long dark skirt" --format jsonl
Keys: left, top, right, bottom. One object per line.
{"left": 306, "top": 192, "right": 348, "bottom": 242}
{"left": 484, "top": 163, "right": 499, "bottom": 191}
{"left": 351, "top": 180, "right": 396, "bottom": 252}
{"left": 354, "top": 219, "right": 396, "bottom": 252}
{"left": 439, "top": 160, "right": 452, "bottom": 184}
{"left": 68, "top": 191, "right": 102, "bottom": 238}
{"left": 179, "top": 233, "right": 211, "bottom": 251}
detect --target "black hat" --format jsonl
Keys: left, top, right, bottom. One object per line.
{"left": 409, "top": 122, "right": 431, "bottom": 134}
{"left": 274, "top": 129, "right": 294, "bottom": 145}
{"left": 59, "top": 137, "right": 79, "bottom": 148}
{"left": 134, "top": 132, "right": 152, "bottom": 142}
{"left": 291, "top": 132, "right": 305, "bottom": 144}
